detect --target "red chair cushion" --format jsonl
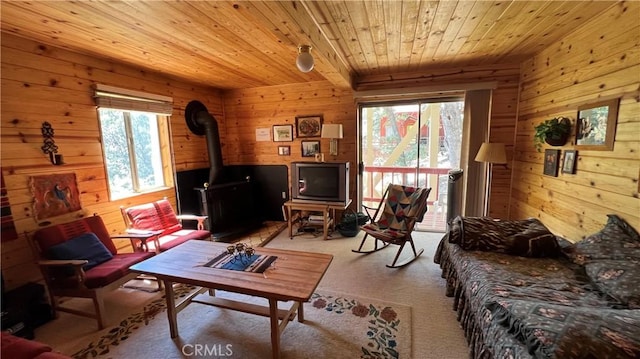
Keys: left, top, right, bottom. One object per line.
{"left": 152, "top": 229, "right": 211, "bottom": 252}
{"left": 125, "top": 199, "right": 182, "bottom": 236}
{"left": 83, "top": 252, "right": 154, "bottom": 289}
{"left": 33, "top": 216, "right": 117, "bottom": 255}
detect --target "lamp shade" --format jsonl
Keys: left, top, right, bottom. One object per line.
{"left": 321, "top": 124, "right": 343, "bottom": 139}
{"left": 475, "top": 142, "right": 507, "bottom": 164}
{"left": 296, "top": 45, "right": 314, "bottom": 73}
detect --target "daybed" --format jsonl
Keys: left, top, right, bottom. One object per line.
{"left": 434, "top": 215, "right": 640, "bottom": 359}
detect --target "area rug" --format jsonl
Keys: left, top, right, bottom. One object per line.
{"left": 68, "top": 284, "right": 411, "bottom": 359}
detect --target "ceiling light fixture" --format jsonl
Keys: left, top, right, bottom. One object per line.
{"left": 296, "top": 45, "right": 314, "bottom": 73}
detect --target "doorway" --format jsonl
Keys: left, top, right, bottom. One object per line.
{"left": 359, "top": 99, "right": 464, "bottom": 232}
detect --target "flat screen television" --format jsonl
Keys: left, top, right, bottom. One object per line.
{"left": 291, "top": 161, "right": 349, "bottom": 205}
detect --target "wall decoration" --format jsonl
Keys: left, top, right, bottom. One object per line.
{"left": 543, "top": 149, "right": 560, "bottom": 177}
{"left": 41, "top": 121, "right": 64, "bottom": 165}
{"left": 255, "top": 128, "right": 270, "bottom": 141}
{"left": 1, "top": 170, "right": 18, "bottom": 242}
{"left": 295, "top": 115, "right": 323, "bottom": 138}
{"left": 575, "top": 98, "right": 619, "bottom": 150}
{"left": 30, "top": 173, "right": 81, "bottom": 221}
{"left": 272, "top": 125, "right": 293, "bottom": 142}
{"left": 278, "top": 145, "right": 290, "bottom": 156}
{"left": 562, "top": 150, "right": 577, "bottom": 174}
{"left": 301, "top": 140, "right": 321, "bottom": 157}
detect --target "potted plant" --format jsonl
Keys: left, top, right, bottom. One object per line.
{"left": 533, "top": 117, "right": 571, "bottom": 152}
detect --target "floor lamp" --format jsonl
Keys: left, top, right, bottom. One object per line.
{"left": 474, "top": 142, "right": 507, "bottom": 216}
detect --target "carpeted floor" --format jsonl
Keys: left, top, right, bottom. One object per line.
{"left": 34, "top": 229, "right": 470, "bottom": 358}
{"left": 64, "top": 287, "right": 412, "bottom": 359}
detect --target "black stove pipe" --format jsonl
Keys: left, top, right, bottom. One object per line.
{"left": 195, "top": 110, "right": 223, "bottom": 186}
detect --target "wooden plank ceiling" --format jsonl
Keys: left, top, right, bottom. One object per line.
{"left": 0, "top": 1, "right": 618, "bottom": 90}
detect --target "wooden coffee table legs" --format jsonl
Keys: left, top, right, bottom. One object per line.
{"left": 162, "top": 282, "right": 305, "bottom": 359}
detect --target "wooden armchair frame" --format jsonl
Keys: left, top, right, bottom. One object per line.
{"left": 29, "top": 215, "right": 157, "bottom": 329}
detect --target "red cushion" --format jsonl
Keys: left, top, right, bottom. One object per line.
{"left": 149, "top": 229, "right": 211, "bottom": 252}
{"left": 125, "top": 199, "right": 182, "bottom": 236}
{"left": 1, "top": 332, "right": 52, "bottom": 359}
{"left": 83, "top": 252, "right": 154, "bottom": 288}
{"left": 33, "top": 216, "right": 117, "bottom": 255}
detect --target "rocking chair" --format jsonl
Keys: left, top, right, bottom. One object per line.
{"left": 352, "top": 184, "right": 431, "bottom": 268}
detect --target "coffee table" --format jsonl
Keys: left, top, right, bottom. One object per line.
{"left": 129, "top": 240, "right": 333, "bottom": 359}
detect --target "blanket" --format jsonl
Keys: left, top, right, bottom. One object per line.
{"left": 447, "top": 216, "right": 561, "bottom": 258}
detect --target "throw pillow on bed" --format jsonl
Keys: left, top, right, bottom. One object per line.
{"left": 567, "top": 214, "right": 640, "bottom": 264}
{"left": 567, "top": 214, "right": 640, "bottom": 308}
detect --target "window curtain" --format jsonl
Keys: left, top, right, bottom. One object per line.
{"left": 459, "top": 89, "right": 492, "bottom": 217}
{"left": 93, "top": 84, "right": 173, "bottom": 115}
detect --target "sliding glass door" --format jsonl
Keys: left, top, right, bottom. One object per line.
{"left": 359, "top": 99, "right": 463, "bottom": 232}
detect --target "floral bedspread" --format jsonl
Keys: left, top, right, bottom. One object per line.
{"left": 434, "top": 235, "right": 640, "bottom": 359}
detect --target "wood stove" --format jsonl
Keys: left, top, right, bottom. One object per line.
{"left": 184, "top": 100, "right": 262, "bottom": 241}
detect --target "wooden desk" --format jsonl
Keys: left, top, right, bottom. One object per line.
{"left": 283, "top": 199, "right": 352, "bottom": 240}
{"left": 130, "top": 240, "right": 332, "bottom": 359}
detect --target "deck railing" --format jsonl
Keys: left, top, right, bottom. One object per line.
{"left": 361, "top": 166, "right": 451, "bottom": 231}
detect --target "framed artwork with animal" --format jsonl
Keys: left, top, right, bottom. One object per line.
{"left": 29, "top": 173, "right": 81, "bottom": 221}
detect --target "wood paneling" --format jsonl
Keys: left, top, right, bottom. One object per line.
{"left": 511, "top": 1, "right": 640, "bottom": 241}
{"left": 0, "top": 1, "right": 617, "bottom": 90}
{"left": 0, "top": 33, "right": 221, "bottom": 289}
{"left": 222, "top": 81, "right": 358, "bottom": 201}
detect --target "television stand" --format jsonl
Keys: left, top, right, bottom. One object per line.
{"left": 283, "top": 199, "right": 352, "bottom": 240}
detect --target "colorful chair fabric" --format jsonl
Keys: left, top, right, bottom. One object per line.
{"left": 352, "top": 184, "right": 431, "bottom": 268}
{"left": 120, "top": 198, "right": 210, "bottom": 253}
{"left": 30, "top": 215, "right": 157, "bottom": 329}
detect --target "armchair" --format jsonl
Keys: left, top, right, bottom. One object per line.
{"left": 352, "top": 184, "right": 431, "bottom": 268}
{"left": 30, "top": 215, "right": 156, "bottom": 329}
{"left": 120, "top": 198, "right": 210, "bottom": 253}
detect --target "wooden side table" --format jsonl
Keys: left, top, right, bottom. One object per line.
{"left": 283, "top": 199, "right": 352, "bottom": 240}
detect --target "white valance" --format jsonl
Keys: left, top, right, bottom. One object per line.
{"left": 93, "top": 84, "right": 173, "bottom": 115}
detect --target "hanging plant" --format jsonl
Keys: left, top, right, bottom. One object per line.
{"left": 533, "top": 117, "right": 571, "bottom": 152}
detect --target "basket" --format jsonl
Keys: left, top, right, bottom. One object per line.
{"left": 337, "top": 209, "right": 369, "bottom": 237}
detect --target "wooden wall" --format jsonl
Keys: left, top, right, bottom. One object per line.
{"left": 0, "top": 33, "right": 218, "bottom": 289}
{"left": 222, "top": 82, "right": 358, "bottom": 201}
{"left": 511, "top": 1, "right": 640, "bottom": 241}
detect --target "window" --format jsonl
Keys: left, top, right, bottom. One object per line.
{"left": 98, "top": 108, "right": 172, "bottom": 200}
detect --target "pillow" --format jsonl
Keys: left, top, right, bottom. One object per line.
{"left": 584, "top": 259, "right": 640, "bottom": 308}
{"left": 568, "top": 214, "right": 640, "bottom": 265}
{"left": 47, "top": 232, "right": 113, "bottom": 271}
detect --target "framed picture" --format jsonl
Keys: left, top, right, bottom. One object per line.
{"left": 272, "top": 124, "right": 293, "bottom": 142}
{"left": 295, "top": 115, "right": 323, "bottom": 138}
{"left": 301, "top": 140, "right": 320, "bottom": 157}
{"left": 562, "top": 150, "right": 577, "bottom": 174}
{"left": 278, "top": 145, "right": 290, "bottom": 156}
{"left": 576, "top": 98, "right": 619, "bottom": 150}
{"left": 543, "top": 149, "right": 560, "bottom": 177}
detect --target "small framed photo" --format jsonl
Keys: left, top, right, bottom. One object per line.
{"left": 272, "top": 124, "right": 293, "bottom": 142}
{"left": 562, "top": 150, "right": 577, "bottom": 174}
{"left": 543, "top": 149, "right": 560, "bottom": 177}
{"left": 576, "top": 98, "right": 619, "bottom": 150}
{"left": 295, "top": 115, "right": 323, "bottom": 138}
{"left": 278, "top": 145, "right": 290, "bottom": 156}
{"left": 301, "top": 140, "right": 320, "bottom": 157}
